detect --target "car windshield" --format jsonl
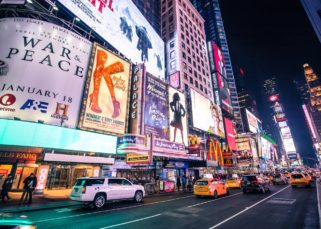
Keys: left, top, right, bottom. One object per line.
{"left": 196, "top": 180, "right": 208, "bottom": 186}
{"left": 75, "top": 179, "right": 104, "bottom": 186}
{"left": 292, "top": 174, "right": 303, "bottom": 179}
{"left": 242, "top": 176, "right": 257, "bottom": 181}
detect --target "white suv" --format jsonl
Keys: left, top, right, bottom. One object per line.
{"left": 70, "top": 177, "right": 145, "bottom": 208}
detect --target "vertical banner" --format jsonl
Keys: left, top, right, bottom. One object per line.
{"left": 128, "top": 64, "right": 144, "bottom": 134}
{"left": 79, "top": 43, "right": 131, "bottom": 135}
{"left": 168, "top": 87, "right": 188, "bottom": 145}
{"left": 0, "top": 18, "right": 92, "bottom": 128}
{"left": 143, "top": 73, "right": 169, "bottom": 139}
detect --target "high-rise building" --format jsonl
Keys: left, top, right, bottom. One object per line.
{"left": 132, "top": 0, "right": 162, "bottom": 36}
{"left": 191, "top": 0, "right": 244, "bottom": 133}
{"left": 263, "top": 77, "right": 300, "bottom": 163}
{"left": 238, "top": 89, "right": 259, "bottom": 117}
{"left": 294, "top": 79, "right": 310, "bottom": 104}
{"left": 301, "top": 64, "right": 321, "bottom": 161}
{"left": 301, "top": 0, "right": 321, "bottom": 43}
{"left": 161, "top": 0, "right": 212, "bottom": 100}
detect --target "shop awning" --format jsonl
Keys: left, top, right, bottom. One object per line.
{"left": 0, "top": 119, "right": 117, "bottom": 154}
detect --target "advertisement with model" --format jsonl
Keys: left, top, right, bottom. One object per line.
{"left": 57, "top": 0, "right": 165, "bottom": 80}
{"left": 282, "top": 137, "right": 296, "bottom": 153}
{"left": 0, "top": 17, "right": 92, "bottom": 128}
{"left": 208, "top": 41, "right": 233, "bottom": 114}
{"left": 168, "top": 86, "right": 188, "bottom": 146}
{"left": 79, "top": 43, "right": 131, "bottom": 135}
{"left": 190, "top": 89, "right": 225, "bottom": 138}
{"left": 143, "top": 73, "right": 169, "bottom": 139}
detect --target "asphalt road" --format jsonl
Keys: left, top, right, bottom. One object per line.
{"left": 11, "top": 184, "right": 320, "bottom": 229}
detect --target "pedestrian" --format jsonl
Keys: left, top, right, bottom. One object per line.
{"left": 187, "top": 175, "right": 193, "bottom": 192}
{"left": 20, "top": 173, "right": 37, "bottom": 205}
{"left": 182, "top": 175, "right": 187, "bottom": 192}
{"left": 176, "top": 176, "right": 181, "bottom": 192}
{"left": 1, "top": 174, "right": 13, "bottom": 203}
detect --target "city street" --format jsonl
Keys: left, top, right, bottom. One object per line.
{"left": 11, "top": 184, "right": 319, "bottom": 229}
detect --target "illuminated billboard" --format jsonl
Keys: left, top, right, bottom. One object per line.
{"left": 236, "top": 138, "right": 251, "bottom": 151}
{"left": 190, "top": 89, "right": 225, "bottom": 138}
{"left": 303, "top": 104, "right": 317, "bottom": 139}
{"left": 282, "top": 138, "right": 296, "bottom": 153}
{"left": 274, "top": 113, "right": 287, "bottom": 122}
{"left": 168, "top": 87, "right": 188, "bottom": 146}
{"left": 246, "top": 109, "right": 259, "bottom": 133}
{"left": 272, "top": 102, "right": 283, "bottom": 113}
{"left": 224, "top": 118, "right": 237, "bottom": 151}
{"left": 269, "top": 94, "right": 279, "bottom": 102}
{"left": 278, "top": 121, "right": 288, "bottom": 128}
{"left": 260, "top": 137, "right": 273, "bottom": 160}
{"left": 143, "top": 73, "right": 169, "bottom": 139}
{"left": 79, "top": 44, "right": 131, "bottom": 135}
{"left": 0, "top": 18, "right": 92, "bottom": 128}
{"left": 280, "top": 126, "right": 292, "bottom": 139}
{"left": 58, "top": 0, "right": 165, "bottom": 80}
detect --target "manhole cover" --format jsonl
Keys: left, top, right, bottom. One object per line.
{"left": 267, "top": 198, "right": 296, "bottom": 205}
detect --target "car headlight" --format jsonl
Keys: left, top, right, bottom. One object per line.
{"left": 17, "top": 226, "right": 36, "bottom": 229}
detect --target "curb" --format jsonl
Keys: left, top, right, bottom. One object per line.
{"left": 1, "top": 192, "right": 192, "bottom": 214}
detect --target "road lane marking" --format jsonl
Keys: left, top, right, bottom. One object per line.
{"left": 99, "top": 214, "right": 161, "bottom": 229}
{"left": 316, "top": 179, "right": 321, "bottom": 228}
{"left": 34, "top": 195, "right": 193, "bottom": 223}
{"left": 208, "top": 186, "right": 290, "bottom": 229}
{"left": 187, "top": 192, "right": 242, "bottom": 208}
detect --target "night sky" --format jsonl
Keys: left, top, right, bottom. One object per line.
{"left": 219, "top": 0, "right": 321, "bottom": 166}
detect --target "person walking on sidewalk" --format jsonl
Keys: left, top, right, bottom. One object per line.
{"left": 20, "top": 173, "right": 37, "bottom": 205}
{"left": 182, "top": 175, "right": 187, "bottom": 192}
{"left": 1, "top": 174, "right": 13, "bottom": 203}
{"left": 176, "top": 176, "right": 181, "bottom": 192}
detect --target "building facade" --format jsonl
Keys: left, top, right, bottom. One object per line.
{"left": 191, "top": 0, "right": 244, "bottom": 133}
{"left": 301, "top": 0, "right": 321, "bottom": 43}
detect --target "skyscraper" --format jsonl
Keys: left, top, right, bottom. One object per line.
{"left": 191, "top": 0, "right": 244, "bottom": 133}
{"left": 301, "top": 0, "right": 321, "bottom": 43}
{"left": 132, "top": 0, "right": 161, "bottom": 35}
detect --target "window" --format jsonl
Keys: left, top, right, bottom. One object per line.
{"left": 170, "top": 50, "right": 175, "bottom": 59}
{"left": 200, "top": 84, "right": 203, "bottom": 91}
{"left": 108, "top": 179, "right": 122, "bottom": 185}
{"left": 188, "top": 56, "right": 191, "bottom": 63}
{"left": 122, "top": 179, "right": 132, "bottom": 186}
{"left": 75, "top": 179, "right": 104, "bottom": 186}
{"left": 182, "top": 52, "right": 186, "bottom": 59}
{"left": 195, "top": 81, "right": 199, "bottom": 88}
{"left": 182, "top": 42, "right": 185, "bottom": 49}
{"left": 189, "top": 77, "right": 193, "bottom": 84}
{"left": 169, "top": 15, "right": 174, "bottom": 22}
{"left": 183, "top": 62, "right": 187, "bottom": 69}
{"left": 184, "top": 72, "right": 188, "bottom": 80}
{"left": 181, "top": 34, "right": 185, "bottom": 40}
{"left": 170, "top": 41, "right": 175, "bottom": 49}
{"left": 188, "top": 66, "right": 192, "bottom": 73}
{"left": 170, "top": 60, "right": 176, "bottom": 70}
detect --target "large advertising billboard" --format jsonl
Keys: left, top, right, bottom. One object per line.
{"left": 0, "top": 18, "right": 91, "bottom": 128}
{"left": 224, "top": 118, "right": 237, "bottom": 151}
{"left": 168, "top": 87, "right": 188, "bottom": 146}
{"left": 58, "top": 0, "right": 165, "bottom": 80}
{"left": 282, "top": 138, "right": 296, "bottom": 153}
{"left": 143, "top": 73, "right": 169, "bottom": 139}
{"left": 209, "top": 42, "right": 233, "bottom": 114}
{"left": 79, "top": 44, "right": 131, "bottom": 135}
{"left": 190, "top": 89, "right": 225, "bottom": 138}
{"left": 246, "top": 109, "right": 259, "bottom": 133}
{"left": 280, "top": 126, "right": 292, "bottom": 139}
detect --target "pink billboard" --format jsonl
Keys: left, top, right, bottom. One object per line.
{"left": 224, "top": 118, "right": 237, "bottom": 151}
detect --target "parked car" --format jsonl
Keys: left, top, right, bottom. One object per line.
{"left": 272, "top": 174, "right": 288, "bottom": 185}
{"left": 194, "top": 178, "right": 229, "bottom": 198}
{"left": 290, "top": 173, "right": 311, "bottom": 188}
{"left": 70, "top": 177, "right": 145, "bottom": 208}
{"left": 241, "top": 175, "right": 270, "bottom": 193}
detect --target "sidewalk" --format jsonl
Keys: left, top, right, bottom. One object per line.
{"left": 0, "top": 189, "right": 191, "bottom": 214}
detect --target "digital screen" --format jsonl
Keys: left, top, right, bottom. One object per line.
{"left": 282, "top": 138, "right": 296, "bottom": 153}
{"left": 190, "top": 89, "right": 225, "bottom": 138}
{"left": 246, "top": 109, "right": 259, "bottom": 133}
{"left": 57, "top": 0, "right": 165, "bottom": 79}
{"left": 224, "top": 118, "right": 237, "bottom": 151}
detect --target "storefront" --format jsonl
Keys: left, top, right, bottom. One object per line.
{"left": 0, "top": 119, "right": 118, "bottom": 191}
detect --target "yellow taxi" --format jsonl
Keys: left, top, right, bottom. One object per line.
{"left": 290, "top": 173, "right": 311, "bottom": 188}
{"left": 303, "top": 172, "right": 312, "bottom": 182}
{"left": 194, "top": 178, "right": 229, "bottom": 198}
{"left": 226, "top": 178, "right": 241, "bottom": 189}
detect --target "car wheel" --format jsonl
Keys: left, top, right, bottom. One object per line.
{"left": 134, "top": 191, "right": 143, "bottom": 203}
{"left": 93, "top": 193, "right": 106, "bottom": 209}
{"left": 213, "top": 190, "right": 218, "bottom": 199}
{"left": 291, "top": 185, "right": 296, "bottom": 189}
{"left": 261, "top": 186, "right": 266, "bottom": 194}
{"left": 226, "top": 188, "right": 230, "bottom": 196}
{"left": 195, "top": 195, "right": 201, "bottom": 198}
{"left": 242, "top": 189, "right": 247, "bottom": 194}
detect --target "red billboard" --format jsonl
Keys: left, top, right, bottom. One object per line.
{"left": 224, "top": 118, "right": 237, "bottom": 151}
{"left": 211, "top": 42, "right": 233, "bottom": 114}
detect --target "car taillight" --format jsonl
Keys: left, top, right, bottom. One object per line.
{"left": 82, "top": 187, "right": 86, "bottom": 193}
{"left": 251, "top": 181, "right": 258, "bottom": 184}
